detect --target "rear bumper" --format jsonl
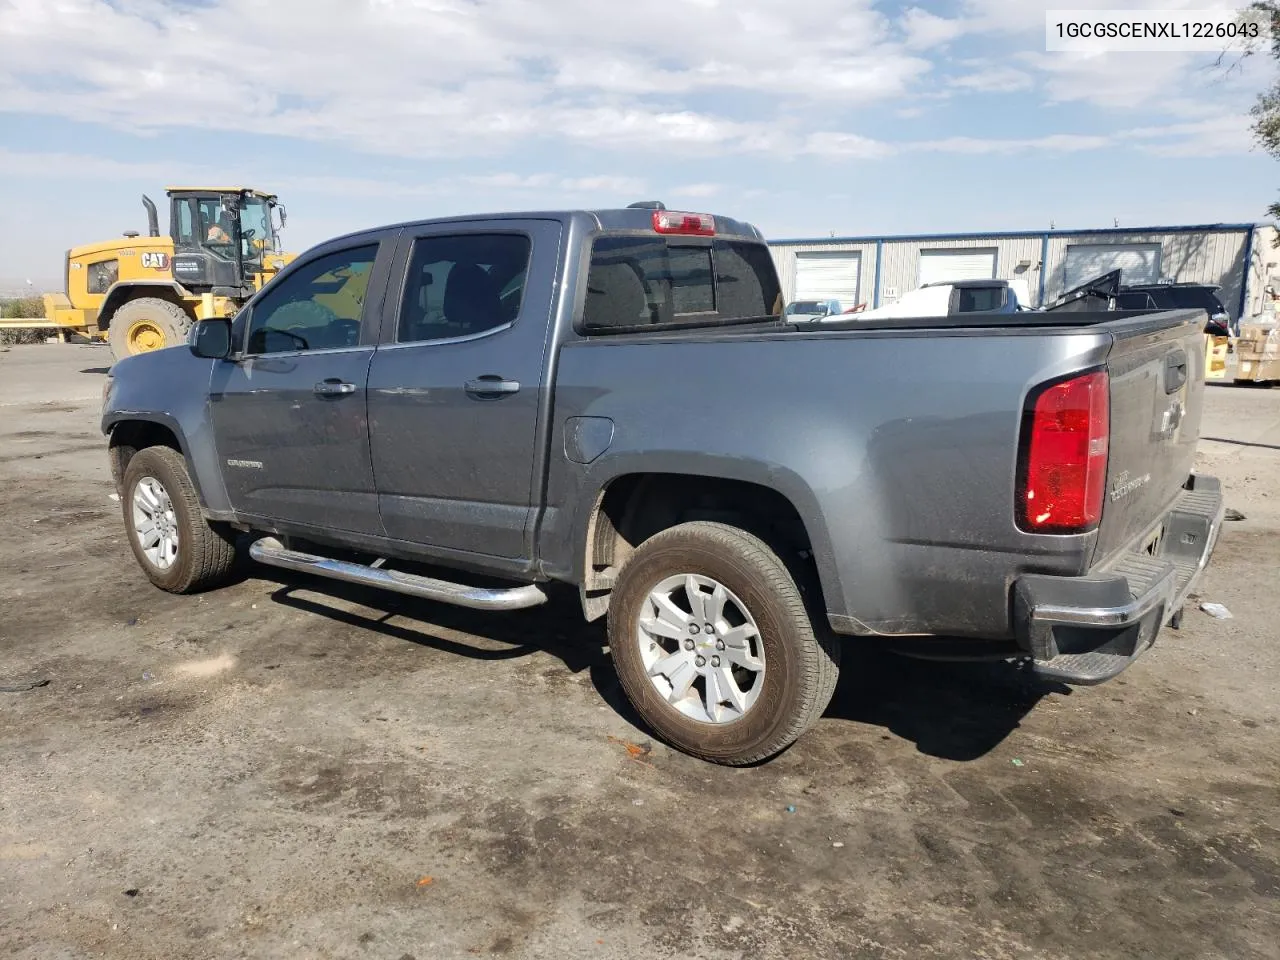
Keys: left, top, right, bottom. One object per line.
{"left": 1012, "top": 474, "right": 1225, "bottom": 684}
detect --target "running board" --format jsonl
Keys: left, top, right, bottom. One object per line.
{"left": 248, "top": 536, "right": 548, "bottom": 611}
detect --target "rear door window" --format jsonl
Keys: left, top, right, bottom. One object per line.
{"left": 582, "top": 236, "right": 781, "bottom": 331}
{"left": 397, "top": 233, "right": 531, "bottom": 343}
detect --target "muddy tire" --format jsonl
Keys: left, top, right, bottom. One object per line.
{"left": 607, "top": 521, "right": 840, "bottom": 766}
{"left": 107, "top": 298, "right": 192, "bottom": 361}
{"left": 121, "top": 446, "right": 238, "bottom": 594}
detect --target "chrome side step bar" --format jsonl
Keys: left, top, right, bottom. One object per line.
{"left": 248, "top": 536, "right": 548, "bottom": 611}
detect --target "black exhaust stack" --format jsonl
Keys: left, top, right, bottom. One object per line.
{"left": 142, "top": 195, "right": 160, "bottom": 237}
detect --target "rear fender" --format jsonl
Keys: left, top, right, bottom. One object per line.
{"left": 568, "top": 453, "right": 839, "bottom": 612}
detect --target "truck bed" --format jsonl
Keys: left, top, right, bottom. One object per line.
{"left": 543, "top": 307, "right": 1208, "bottom": 642}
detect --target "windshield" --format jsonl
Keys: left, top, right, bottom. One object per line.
{"left": 786, "top": 301, "right": 825, "bottom": 314}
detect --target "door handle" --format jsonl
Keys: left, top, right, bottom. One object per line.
{"left": 465, "top": 376, "right": 520, "bottom": 398}
{"left": 314, "top": 379, "right": 356, "bottom": 397}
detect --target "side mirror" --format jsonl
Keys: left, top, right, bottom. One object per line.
{"left": 190, "top": 319, "right": 233, "bottom": 359}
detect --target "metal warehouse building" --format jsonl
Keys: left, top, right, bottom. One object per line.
{"left": 769, "top": 223, "right": 1280, "bottom": 321}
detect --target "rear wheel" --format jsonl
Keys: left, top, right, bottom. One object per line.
{"left": 107, "top": 298, "right": 192, "bottom": 361}
{"left": 122, "top": 446, "right": 238, "bottom": 593}
{"left": 607, "top": 521, "right": 840, "bottom": 766}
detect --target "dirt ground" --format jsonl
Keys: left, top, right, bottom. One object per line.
{"left": 1, "top": 342, "right": 1277, "bottom": 960}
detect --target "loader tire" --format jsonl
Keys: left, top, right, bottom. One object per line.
{"left": 108, "top": 298, "right": 192, "bottom": 361}
{"left": 122, "top": 446, "right": 238, "bottom": 594}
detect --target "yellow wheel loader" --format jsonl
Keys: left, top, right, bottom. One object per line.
{"left": 26, "top": 187, "right": 296, "bottom": 361}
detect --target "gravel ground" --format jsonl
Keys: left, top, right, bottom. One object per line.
{"left": 1, "top": 342, "right": 1277, "bottom": 960}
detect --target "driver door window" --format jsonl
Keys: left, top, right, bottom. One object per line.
{"left": 175, "top": 200, "right": 196, "bottom": 246}
{"left": 198, "top": 199, "right": 233, "bottom": 247}
{"left": 246, "top": 245, "right": 378, "bottom": 354}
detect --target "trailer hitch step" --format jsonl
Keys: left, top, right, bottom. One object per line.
{"left": 249, "top": 537, "right": 548, "bottom": 611}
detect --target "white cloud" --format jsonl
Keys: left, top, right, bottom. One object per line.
{"left": 803, "top": 132, "right": 895, "bottom": 159}
{"left": 670, "top": 183, "right": 723, "bottom": 198}
{"left": 0, "top": 0, "right": 930, "bottom": 159}
{"left": 462, "top": 173, "right": 555, "bottom": 190}
{"left": 918, "top": 134, "right": 1112, "bottom": 154}
{"left": 0, "top": 0, "right": 1268, "bottom": 175}
{"left": 559, "top": 175, "right": 647, "bottom": 193}
{"left": 959, "top": 0, "right": 1049, "bottom": 34}
{"left": 955, "top": 0, "right": 1271, "bottom": 112}
{"left": 794, "top": 130, "right": 1117, "bottom": 158}
{"left": 0, "top": 148, "right": 642, "bottom": 201}
{"left": 1020, "top": 49, "right": 1204, "bottom": 109}
{"left": 1130, "top": 115, "right": 1258, "bottom": 157}
{"left": 950, "top": 65, "right": 1034, "bottom": 93}
{"left": 958, "top": 0, "right": 1233, "bottom": 35}
{"left": 0, "top": 147, "right": 186, "bottom": 183}
{"left": 901, "top": 7, "right": 967, "bottom": 50}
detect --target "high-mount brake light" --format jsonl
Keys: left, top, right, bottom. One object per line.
{"left": 1019, "top": 369, "right": 1110, "bottom": 534}
{"left": 652, "top": 211, "right": 715, "bottom": 236}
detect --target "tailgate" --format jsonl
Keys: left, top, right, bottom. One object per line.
{"left": 1092, "top": 309, "right": 1206, "bottom": 562}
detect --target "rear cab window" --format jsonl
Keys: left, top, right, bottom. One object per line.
{"left": 581, "top": 230, "right": 782, "bottom": 332}
{"left": 785, "top": 301, "right": 825, "bottom": 316}
{"left": 955, "top": 286, "right": 1006, "bottom": 313}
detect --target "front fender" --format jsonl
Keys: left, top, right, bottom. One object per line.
{"left": 100, "top": 280, "right": 191, "bottom": 326}
{"left": 102, "top": 348, "right": 230, "bottom": 514}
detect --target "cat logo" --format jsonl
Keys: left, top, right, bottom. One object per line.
{"left": 140, "top": 252, "right": 170, "bottom": 270}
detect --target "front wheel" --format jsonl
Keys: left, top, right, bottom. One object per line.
{"left": 107, "top": 297, "right": 193, "bottom": 361}
{"left": 121, "top": 446, "right": 238, "bottom": 593}
{"left": 607, "top": 521, "right": 840, "bottom": 766}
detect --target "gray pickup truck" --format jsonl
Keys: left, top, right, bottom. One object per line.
{"left": 102, "top": 203, "right": 1225, "bottom": 765}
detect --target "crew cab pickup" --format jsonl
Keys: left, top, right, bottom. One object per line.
{"left": 102, "top": 204, "right": 1225, "bottom": 766}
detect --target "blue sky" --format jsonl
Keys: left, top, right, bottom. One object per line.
{"left": 0, "top": 0, "right": 1276, "bottom": 287}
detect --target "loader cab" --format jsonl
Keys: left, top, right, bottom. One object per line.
{"left": 165, "top": 187, "right": 285, "bottom": 296}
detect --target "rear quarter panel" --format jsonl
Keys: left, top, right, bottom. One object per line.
{"left": 542, "top": 327, "right": 1115, "bottom": 639}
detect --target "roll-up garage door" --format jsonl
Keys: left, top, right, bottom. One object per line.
{"left": 918, "top": 248, "right": 997, "bottom": 285}
{"left": 1063, "top": 243, "right": 1161, "bottom": 289}
{"left": 795, "top": 252, "right": 861, "bottom": 309}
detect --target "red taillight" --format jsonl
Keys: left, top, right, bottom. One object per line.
{"left": 1020, "top": 370, "right": 1109, "bottom": 534}
{"left": 652, "top": 211, "right": 715, "bottom": 236}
